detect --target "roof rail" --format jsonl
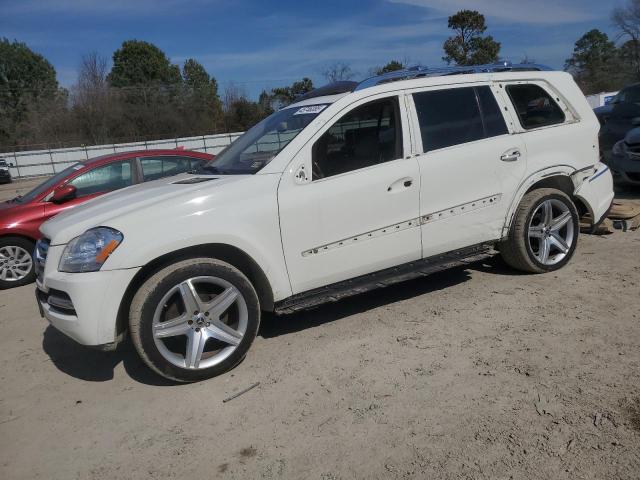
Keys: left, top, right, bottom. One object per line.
{"left": 354, "top": 61, "right": 553, "bottom": 91}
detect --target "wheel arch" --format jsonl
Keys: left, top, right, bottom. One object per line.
{"left": 115, "top": 243, "right": 275, "bottom": 339}
{"left": 503, "top": 167, "right": 587, "bottom": 236}
{"left": 0, "top": 233, "right": 38, "bottom": 245}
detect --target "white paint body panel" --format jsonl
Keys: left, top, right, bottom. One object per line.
{"left": 37, "top": 70, "right": 613, "bottom": 346}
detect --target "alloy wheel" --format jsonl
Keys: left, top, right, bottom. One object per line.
{"left": 0, "top": 246, "right": 33, "bottom": 282}
{"left": 152, "top": 276, "right": 248, "bottom": 370}
{"left": 527, "top": 199, "right": 574, "bottom": 266}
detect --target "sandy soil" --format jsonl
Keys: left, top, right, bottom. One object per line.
{"left": 0, "top": 186, "right": 639, "bottom": 479}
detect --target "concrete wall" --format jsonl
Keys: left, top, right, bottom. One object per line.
{"left": 0, "top": 132, "right": 244, "bottom": 179}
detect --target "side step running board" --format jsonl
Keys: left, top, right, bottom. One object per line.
{"left": 275, "top": 243, "right": 496, "bottom": 314}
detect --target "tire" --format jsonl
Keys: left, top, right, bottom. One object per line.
{"left": 0, "top": 236, "right": 36, "bottom": 289}
{"left": 129, "top": 258, "right": 261, "bottom": 382}
{"left": 500, "top": 188, "right": 579, "bottom": 274}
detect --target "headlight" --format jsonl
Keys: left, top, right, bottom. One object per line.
{"left": 612, "top": 140, "right": 626, "bottom": 156}
{"left": 59, "top": 227, "right": 123, "bottom": 273}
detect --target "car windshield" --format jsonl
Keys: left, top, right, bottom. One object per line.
{"left": 200, "top": 103, "right": 329, "bottom": 175}
{"left": 11, "top": 163, "right": 84, "bottom": 203}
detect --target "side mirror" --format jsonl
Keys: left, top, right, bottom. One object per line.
{"left": 51, "top": 184, "right": 77, "bottom": 203}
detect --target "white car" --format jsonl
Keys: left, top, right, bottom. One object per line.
{"left": 35, "top": 63, "right": 614, "bottom": 382}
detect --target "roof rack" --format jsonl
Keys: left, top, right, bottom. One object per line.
{"left": 354, "top": 61, "right": 553, "bottom": 91}
{"left": 295, "top": 81, "right": 358, "bottom": 102}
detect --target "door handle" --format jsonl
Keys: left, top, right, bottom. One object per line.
{"left": 387, "top": 177, "right": 414, "bottom": 192}
{"left": 500, "top": 150, "right": 521, "bottom": 162}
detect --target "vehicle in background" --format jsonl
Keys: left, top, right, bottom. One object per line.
{"left": 610, "top": 127, "right": 640, "bottom": 186}
{"left": 596, "top": 83, "right": 640, "bottom": 161}
{"left": 34, "top": 63, "right": 614, "bottom": 382}
{"left": 0, "top": 159, "right": 12, "bottom": 184}
{"left": 586, "top": 91, "right": 618, "bottom": 110}
{"left": 0, "top": 149, "right": 213, "bottom": 288}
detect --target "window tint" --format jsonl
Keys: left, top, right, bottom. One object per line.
{"left": 506, "top": 84, "right": 565, "bottom": 129}
{"left": 140, "top": 156, "right": 192, "bottom": 181}
{"left": 476, "top": 87, "right": 508, "bottom": 137}
{"left": 69, "top": 161, "right": 132, "bottom": 196}
{"left": 412, "top": 87, "right": 484, "bottom": 151}
{"left": 312, "top": 97, "right": 402, "bottom": 180}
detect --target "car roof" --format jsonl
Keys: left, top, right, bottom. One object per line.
{"left": 83, "top": 148, "right": 213, "bottom": 167}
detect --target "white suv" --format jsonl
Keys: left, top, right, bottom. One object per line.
{"left": 35, "top": 63, "right": 614, "bottom": 382}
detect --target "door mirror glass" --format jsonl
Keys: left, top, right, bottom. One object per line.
{"left": 51, "top": 184, "right": 77, "bottom": 203}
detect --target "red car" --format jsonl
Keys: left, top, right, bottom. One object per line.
{"left": 0, "top": 149, "right": 214, "bottom": 289}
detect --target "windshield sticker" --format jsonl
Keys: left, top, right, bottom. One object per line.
{"left": 293, "top": 105, "right": 327, "bottom": 115}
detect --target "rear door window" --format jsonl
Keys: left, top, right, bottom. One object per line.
{"left": 506, "top": 84, "right": 565, "bottom": 129}
{"left": 412, "top": 86, "right": 507, "bottom": 152}
{"left": 140, "top": 156, "right": 193, "bottom": 181}
{"left": 477, "top": 87, "right": 508, "bottom": 137}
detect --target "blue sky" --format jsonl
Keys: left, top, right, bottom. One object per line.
{"left": 1, "top": 0, "right": 627, "bottom": 98}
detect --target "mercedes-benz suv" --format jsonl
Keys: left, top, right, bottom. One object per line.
{"left": 34, "top": 63, "right": 614, "bottom": 382}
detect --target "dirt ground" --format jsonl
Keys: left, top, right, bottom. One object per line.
{"left": 1, "top": 179, "right": 639, "bottom": 479}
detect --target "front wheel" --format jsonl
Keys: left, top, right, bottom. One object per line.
{"left": 500, "top": 188, "right": 579, "bottom": 273}
{"left": 129, "top": 258, "right": 261, "bottom": 382}
{"left": 0, "top": 236, "right": 36, "bottom": 289}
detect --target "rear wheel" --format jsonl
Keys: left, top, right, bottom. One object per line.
{"left": 0, "top": 236, "right": 35, "bottom": 289}
{"left": 501, "top": 188, "right": 579, "bottom": 273}
{"left": 129, "top": 258, "right": 260, "bottom": 382}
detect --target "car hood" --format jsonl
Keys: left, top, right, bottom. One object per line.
{"left": 41, "top": 173, "right": 250, "bottom": 244}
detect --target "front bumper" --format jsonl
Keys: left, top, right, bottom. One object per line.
{"left": 36, "top": 244, "right": 140, "bottom": 346}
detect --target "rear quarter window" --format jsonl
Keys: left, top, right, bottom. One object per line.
{"left": 506, "top": 84, "right": 565, "bottom": 130}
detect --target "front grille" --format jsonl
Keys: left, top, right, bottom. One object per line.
{"left": 34, "top": 238, "right": 50, "bottom": 283}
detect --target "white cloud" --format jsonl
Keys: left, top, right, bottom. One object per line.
{"left": 387, "top": 0, "right": 604, "bottom": 25}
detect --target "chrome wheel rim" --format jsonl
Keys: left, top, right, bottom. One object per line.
{"left": 528, "top": 199, "right": 574, "bottom": 266}
{"left": 152, "top": 276, "right": 248, "bottom": 370}
{"left": 0, "top": 246, "right": 33, "bottom": 282}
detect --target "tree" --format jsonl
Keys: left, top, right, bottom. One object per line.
{"left": 612, "top": 0, "right": 640, "bottom": 80}
{"left": 0, "top": 38, "right": 59, "bottom": 145}
{"left": 564, "top": 29, "right": 627, "bottom": 94}
{"left": 271, "top": 78, "right": 314, "bottom": 107}
{"left": 442, "top": 10, "right": 501, "bottom": 66}
{"left": 322, "top": 62, "right": 355, "bottom": 82}
{"left": 107, "top": 40, "right": 184, "bottom": 139}
{"left": 108, "top": 40, "right": 181, "bottom": 88}
{"left": 375, "top": 60, "right": 405, "bottom": 75}
{"left": 180, "top": 59, "right": 223, "bottom": 134}
{"left": 258, "top": 89, "right": 274, "bottom": 116}
{"left": 72, "top": 52, "right": 112, "bottom": 144}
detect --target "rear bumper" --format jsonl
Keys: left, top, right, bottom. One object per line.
{"left": 36, "top": 250, "right": 140, "bottom": 346}
{"left": 575, "top": 163, "right": 615, "bottom": 226}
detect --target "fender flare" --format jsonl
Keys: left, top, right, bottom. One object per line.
{"left": 501, "top": 165, "right": 577, "bottom": 237}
